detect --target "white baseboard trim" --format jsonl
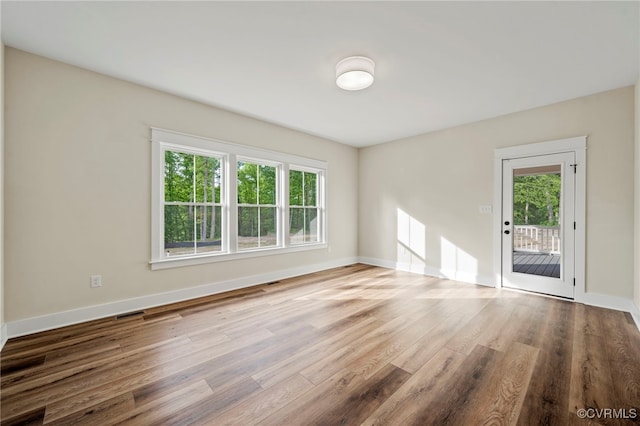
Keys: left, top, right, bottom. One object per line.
{"left": 6, "top": 257, "right": 359, "bottom": 339}
{"left": 577, "top": 291, "right": 640, "bottom": 331}
{"left": 630, "top": 302, "right": 640, "bottom": 331}
{"left": 358, "top": 256, "right": 495, "bottom": 288}
{"left": 6, "top": 257, "right": 639, "bottom": 339}
{"left": 0, "top": 323, "right": 7, "bottom": 350}
{"left": 576, "top": 291, "right": 634, "bottom": 312}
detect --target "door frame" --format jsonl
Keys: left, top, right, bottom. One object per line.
{"left": 493, "top": 136, "right": 586, "bottom": 301}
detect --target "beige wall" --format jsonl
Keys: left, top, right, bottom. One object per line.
{"left": 4, "top": 48, "right": 358, "bottom": 322}
{"left": 635, "top": 77, "right": 640, "bottom": 309}
{"left": 1, "top": 41, "right": 4, "bottom": 335}
{"left": 360, "top": 86, "right": 635, "bottom": 298}
{"left": 4, "top": 46, "right": 637, "bottom": 327}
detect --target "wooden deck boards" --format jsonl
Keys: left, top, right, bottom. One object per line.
{"left": 513, "top": 252, "right": 561, "bottom": 278}
{"left": 1, "top": 264, "right": 639, "bottom": 425}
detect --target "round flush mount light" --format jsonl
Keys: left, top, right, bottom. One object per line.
{"left": 336, "top": 56, "right": 375, "bottom": 91}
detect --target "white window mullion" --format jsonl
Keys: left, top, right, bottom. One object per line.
{"left": 227, "top": 154, "right": 238, "bottom": 253}
{"left": 257, "top": 206, "right": 262, "bottom": 248}
{"left": 256, "top": 165, "right": 261, "bottom": 248}
{"left": 192, "top": 155, "right": 197, "bottom": 254}
{"left": 219, "top": 156, "right": 227, "bottom": 253}
{"left": 319, "top": 171, "right": 326, "bottom": 244}
{"left": 281, "top": 163, "right": 289, "bottom": 248}
{"left": 302, "top": 172, "right": 308, "bottom": 242}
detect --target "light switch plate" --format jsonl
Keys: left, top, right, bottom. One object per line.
{"left": 479, "top": 205, "right": 493, "bottom": 214}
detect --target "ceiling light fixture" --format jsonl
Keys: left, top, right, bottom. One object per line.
{"left": 335, "top": 56, "right": 375, "bottom": 91}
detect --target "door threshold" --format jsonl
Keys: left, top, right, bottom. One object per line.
{"left": 501, "top": 286, "right": 574, "bottom": 302}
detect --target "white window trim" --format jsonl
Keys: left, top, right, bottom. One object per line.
{"left": 151, "top": 128, "right": 328, "bottom": 270}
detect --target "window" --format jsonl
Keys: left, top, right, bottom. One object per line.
{"left": 151, "top": 128, "right": 327, "bottom": 269}
{"left": 289, "top": 169, "right": 320, "bottom": 244}
{"left": 164, "top": 150, "right": 223, "bottom": 257}
{"left": 237, "top": 160, "right": 279, "bottom": 250}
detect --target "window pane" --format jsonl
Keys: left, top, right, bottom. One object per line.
{"left": 238, "top": 206, "right": 259, "bottom": 249}
{"left": 289, "top": 170, "right": 303, "bottom": 206}
{"left": 259, "top": 165, "right": 277, "bottom": 205}
{"left": 305, "top": 208, "right": 319, "bottom": 242}
{"left": 237, "top": 162, "right": 258, "bottom": 204}
{"left": 304, "top": 172, "right": 317, "bottom": 206}
{"left": 238, "top": 206, "right": 278, "bottom": 249}
{"left": 238, "top": 161, "right": 277, "bottom": 205}
{"left": 195, "top": 156, "right": 220, "bottom": 204}
{"left": 196, "top": 206, "right": 222, "bottom": 254}
{"left": 164, "top": 205, "right": 194, "bottom": 256}
{"left": 164, "top": 151, "right": 194, "bottom": 202}
{"left": 260, "top": 207, "right": 277, "bottom": 247}
{"left": 289, "top": 207, "right": 319, "bottom": 244}
{"left": 289, "top": 208, "right": 304, "bottom": 244}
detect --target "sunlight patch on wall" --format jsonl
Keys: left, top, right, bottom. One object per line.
{"left": 397, "top": 208, "right": 426, "bottom": 269}
{"left": 440, "top": 236, "right": 478, "bottom": 282}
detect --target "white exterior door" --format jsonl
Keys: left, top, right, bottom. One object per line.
{"left": 501, "top": 152, "right": 575, "bottom": 299}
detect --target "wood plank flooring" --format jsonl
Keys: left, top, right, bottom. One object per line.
{"left": 1, "top": 264, "right": 639, "bottom": 425}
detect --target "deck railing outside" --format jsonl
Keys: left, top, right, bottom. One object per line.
{"left": 513, "top": 225, "right": 560, "bottom": 254}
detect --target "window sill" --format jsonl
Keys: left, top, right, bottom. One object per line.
{"left": 150, "top": 243, "right": 328, "bottom": 270}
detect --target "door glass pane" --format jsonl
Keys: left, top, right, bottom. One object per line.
{"left": 512, "top": 165, "right": 561, "bottom": 278}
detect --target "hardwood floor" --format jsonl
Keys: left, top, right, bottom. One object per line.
{"left": 1, "top": 264, "right": 639, "bottom": 425}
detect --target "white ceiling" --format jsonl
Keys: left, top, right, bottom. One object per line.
{"left": 2, "top": 1, "right": 639, "bottom": 147}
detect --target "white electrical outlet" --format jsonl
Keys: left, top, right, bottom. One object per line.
{"left": 90, "top": 275, "right": 102, "bottom": 288}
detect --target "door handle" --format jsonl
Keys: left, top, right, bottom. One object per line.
{"left": 504, "top": 230, "right": 510, "bottom": 235}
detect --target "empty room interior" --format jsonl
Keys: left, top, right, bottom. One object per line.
{"left": 1, "top": 1, "right": 640, "bottom": 425}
